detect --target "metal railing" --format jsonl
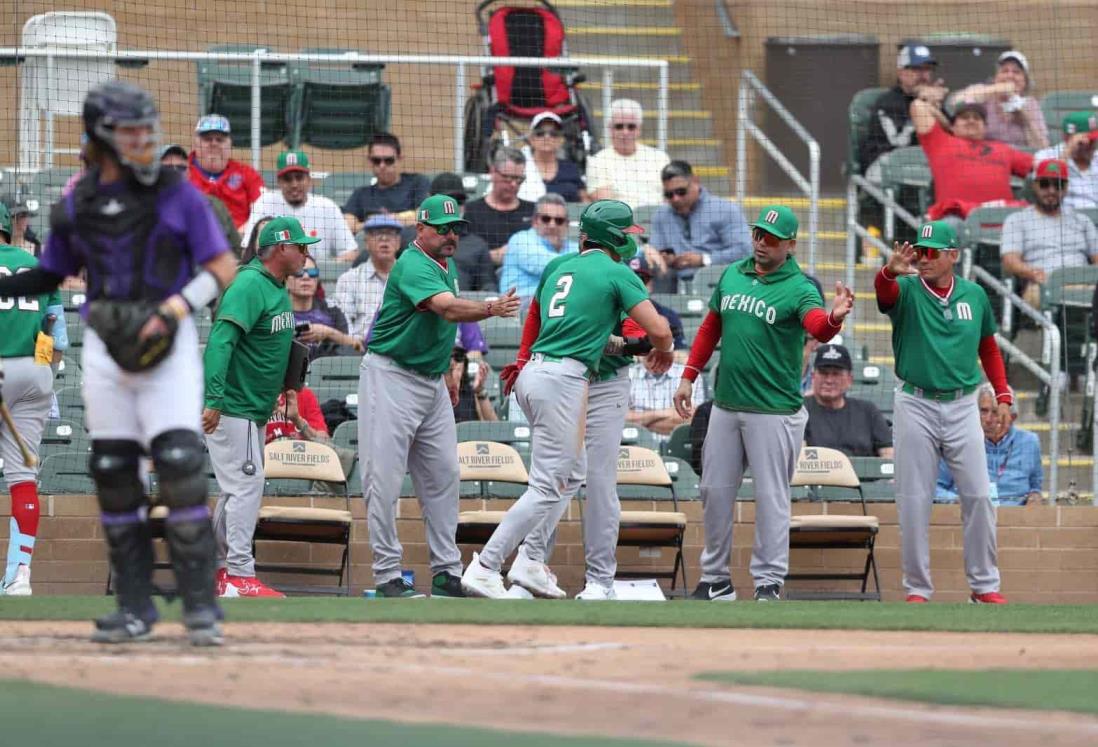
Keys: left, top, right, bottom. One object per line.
{"left": 2, "top": 47, "right": 669, "bottom": 173}
{"left": 735, "top": 69, "right": 820, "bottom": 272}
{"left": 846, "top": 174, "right": 1066, "bottom": 498}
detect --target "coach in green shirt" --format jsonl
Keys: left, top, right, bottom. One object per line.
{"left": 202, "top": 216, "right": 315, "bottom": 598}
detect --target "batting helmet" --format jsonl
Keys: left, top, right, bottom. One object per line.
{"left": 578, "top": 200, "right": 644, "bottom": 261}
{"left": 0, "top": 202, "right": 10, "bottom": 243}
{"left": 83, "top": 80, "right": 161, "bottom": 186}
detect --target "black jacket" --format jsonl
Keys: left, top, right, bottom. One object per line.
{"left": 858, "top": 85, "right": 919, "bottom": 173}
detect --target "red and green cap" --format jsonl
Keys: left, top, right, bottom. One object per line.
{"left": 750, "top": 204, "right": 798, "bottom": 240}
{"left": 1035, "top": 158, "right": 1069, "bottom": 181}
{"left": 1062, "top": 111, "right": 1098, "bottom": 139}
{"left": 914, "top": 220, "right": 958, "bottom": 251}
{"left": 415, "top": 194, "right": 468, "bottom": 227}
{"left": 258, "top": 215, "right": 322, "bottom": 248}
{"left": 277, "top": 150, "right": 310, "bottom": 177}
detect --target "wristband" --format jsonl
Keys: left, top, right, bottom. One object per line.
{"left": 180, "top": 269, "right": 221, "bottom": 312}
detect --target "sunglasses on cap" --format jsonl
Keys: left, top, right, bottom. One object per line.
{"left": 538, "top": 214, "right": 567, "bottom": 226}
{"left": 663, "top": 187, "right": 689, "bottom": 200}
{"left": 613, "top": 122, "right": 638, "bottom": 131}
{"left": 295, "top": 267, "right": 320, "bottom": 278}
{"left": 1036, "top": 178, "right": 1065, "bottom": 190}
{"left": 531, "top": 128, "right": 562, "bottom": 138}
{"left": 434, "top": 222, "right": 469, "bottom": 237}
{"left": 751, "top": 227, "right": 782, "bottom": 247}
{"left": 370, "top": 156, "right": 396, "bottom": 166}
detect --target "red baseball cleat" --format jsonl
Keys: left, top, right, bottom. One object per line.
{"left": 222, "top": 574, "right": 285, "bottom": 598}
{"left": 905, "top": 594, "right": 929, "bottom": 603}
{"left": 970, "top": 591, "right": 1007, "bottom": 605}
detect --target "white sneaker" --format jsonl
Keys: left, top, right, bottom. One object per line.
{"left": 2, "top": 565, "right": 32, "bottom": 596}
{"left": 461, "top": 553, "right": 508, "bottom": 599}
{"left": 575, "top": 582, "right": 616, "bottom": 601}
{"left": 507, "top": 546, "right": 567, "bottom": 599}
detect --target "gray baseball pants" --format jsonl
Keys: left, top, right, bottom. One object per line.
{"left": 478, "top": 355, "right": 589, "bottom": 572}
{"left": 893, "top": 389, "right": 999, "bottom": 598}
{"left": 358, "top": 352, "right": 462, "bottom": 585}
{"left": 699, "top": 405, "right": 808, "bottom": 589}
{"left": 522, "top": 368, "right": 629, "bottom": 587}
{"left": 0, "top": 357, "right": 53, "bottom": 486}
{"left": 206, "top": 415, "right": 264, "bottom": 577}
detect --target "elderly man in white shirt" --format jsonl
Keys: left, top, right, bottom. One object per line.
{"left": 240, "top": 150, "right": 359, "bottom": 260}
{"left": 331, "top": 214, "right": 402, "bottom": 342}
{"left": 586, "top": 99, "right": 671, "bottom": 209}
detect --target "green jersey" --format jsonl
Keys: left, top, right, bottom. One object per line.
{"left": 887, "top": 275, "right": 995, "bottom": 391}
{"left": 531, "top": 250, "right": 649, "bottom": 373}
{"left": 709, "top": 255, "right": 823, "bottom": 415}
{"left": 368, "top": 244, "right": 459, "bottom": 376}
{"left": 204, "top": 259, "right": 294, "bottom": 422}
{"left": 0, "top": 244, "right": 61, "bottom": 359}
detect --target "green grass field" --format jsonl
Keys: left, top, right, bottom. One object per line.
{"left": 2, "top": 596, "right": 1098, "bottom": 633}
{"left": 696, "top": 669, "right": 1098, "bottom": 715}
{"left": 0, "top": 680, "right": 689, "bottom": 747}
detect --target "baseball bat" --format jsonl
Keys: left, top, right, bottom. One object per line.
{"left": 0, "top": 401, "right": 36, "bottom": 468}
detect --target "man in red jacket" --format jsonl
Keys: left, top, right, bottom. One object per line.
{"left": 188, "top": 114, "right": 264, "bottom": 230}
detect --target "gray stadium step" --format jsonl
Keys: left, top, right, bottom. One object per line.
{"left": 579, "top": 83, "right": 704, "bottom": 113}
{"left": 557, "top": 5, "right": 677, "bottom": 29}
{"left": 567, "top": 32, "right": 683, "bottom": 58}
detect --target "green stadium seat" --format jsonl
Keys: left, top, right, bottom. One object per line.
{"left": 665, "top": 423, "right": 692, "bottom": 462}
{"left": 877, "top": 145, "right": 933, "bottom": 216}
{"left": 1040, "top": 91, "right": 1098, "bottom": 145}
{"left": 619, "top": 425, "right": 662, "bottom": 452}
{"left": 28, "top": 167, "right": 77, "bottom": 217}
{"left": 38, "top": 451, "right": 96, "bottom": 495}
{"left": 1041, "top": 266, "right": 1098, "bottom": 376}
{"left": 311, "top": 171, "right": 372, "bottom": 209}
{"left": 54, "top": 385, "right": 85, "bottom": 420}
{"left": 288, "top": 48, "right": 391, "bottom": 150}
{"left": 963, "top": 205, "right": 1025, "bottom": 279}
{"left": 651, "top": 293, "right": 707, "bottom": 318}
{"left": 331, "top": 419, "right": 358, "bottom": 450}
{"left": 197, "top": 45, "right": 292, "bottom": 149}
{"left": 847, "top": 86, "right": 889, "bottom": 177}
{"left": 689, "top": 265, "right": 727, "bottom": 296}
{"left": 309, "top": 355, "right": 362, "bottom": 388}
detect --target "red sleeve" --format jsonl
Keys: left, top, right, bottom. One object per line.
{"left": 874, "top": 267, "right": 900, "bottom": 310}
{"left": 978, "top": 335, "right": 1012, "bottom": 404}
{"left": 298, "top": 387, "right": 328, "bottom": 435}
{"left": 919, "top": 121, "right": 947, "bottom": 157}
{"left": 517, "top": 300, "right": 541, "bottom": 361}
{"left": 802, "top": 307, "right": 841, "bottom": 342}
{"left": 1010, "top": 147, "right": 1034, "bottom": 178}
{"left": 683, "top": 310, "right": 721, "bottom": 382}
{"left": 621, "top": 318, "right": 645, "bottom": 338}
{"left": 246, "top": 166, "right": 264, "bottom": 202}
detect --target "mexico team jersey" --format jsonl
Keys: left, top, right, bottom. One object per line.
{"left": 0, "top": 244, "right": 61, "bottom": 358}
{"left": 368, "top": 243, "right": 460, "bottom": 377}
{"left": 887, "top": 275, "right": 995, "bottom": 391}
{"left": 531, "top": 250, "right": 649, "bottom": 372}
{"left": 710, "top": 255, "right": 823, "bottom": 414}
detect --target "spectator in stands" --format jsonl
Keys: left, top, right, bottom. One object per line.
{"left": 342, "top": 132, "right": 430, "bottom": 234}
{"left": 464, "top": 148, "right": 536, "bottom": 267}
{"left": 500, "top": 193, "right": 577, "bottom": 306}
{"left": 911, "top": 96, "right": 1033, "bottom": 225}
{"left": 1036, "top": 111, "right": 1098, "bottom": 209}
{"left": 188, "top": 114, "right": 264, "bottom": 229}
{"left": 803, "top": 344, "right": 893, "bottom": 458}
{"left": 627, "top": 254, "right": 687, "bottom": 349}
{"left": 518, "top": 111, "right": 587, "bottom": 203}
{"left": 627, "top": 357, "right": 705, "bottom": 439}
{"left": 0, "top": 199, "right": 40, "bottom": 256}
{"left": 266, "top": 387, "right": 330, "bottom": 445}
{"left": 937, "top": 385, "right": 1041, "bottom": 506}
{"left": 448, "top": 345, "right": 499, "bottom": 424}
{"left": 951, "top": 50, "right": 1048, "bottom": 150}
{"left": 241, "top": 150, "right": 357, "bottom": 261}
{"left": 241, "top": 215, "right": 275, "bottom": 265}
{"left": 288, "top": 255, "right": 364, "bottom": 361}
{"left": 1001, "top": 158, "right": 1098, "bottom": 306}
{"left": 586, "top": 99, "right": 670, "bottom": 208}
{"left": 860, "top": 42, "right": 944, "bottom": 180}
{"left": 332, "top": 214, "right": 401, "bottom": 341}
{"left": 647, "top": 160, "right": 751, "bottom": 292}
{"left": 161, "top": 144, "right": 240, "bottom": 255}
{"left": 402, "top": 173, "right": 496, "bottom": 291}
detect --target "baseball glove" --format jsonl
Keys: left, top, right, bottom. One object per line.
{"left": 87, "top": 300, "right": 179, "bottom": 373}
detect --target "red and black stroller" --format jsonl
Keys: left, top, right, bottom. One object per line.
{"left": 463, "top": 0, "right": 598, "bottom": 173}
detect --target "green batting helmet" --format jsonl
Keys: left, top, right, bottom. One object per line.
{"left": 0, "top": 202, "right": 11, "bottom": 242}
{"left": 578, "top": 199, "right": 644, "bottom": 260}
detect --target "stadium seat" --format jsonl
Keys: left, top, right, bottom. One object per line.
{"left": 785, "top": 447, "right": 881, "bottom": 601}
{"left": 288, "top": 48, "right": 391, "bottom": 150}
{"left": 308, "top": 354, "right": 362, "bottom": 387}
{"left": 311, "top": 171, "right": 372, "bottom": 209}
{"left": 1040, "top": 266, "right": 1098, "bottom": 377}
{"left": 651, "top": 293, "right": 707, "bottom": 318}
{"left": 665, "top": 423, "right": 692, "bottom": 463}
{"left": 846, "top": 86, "right": 889, "bottom": 177}
{"left": 456, "top": 440, "right": 531, "bottom": 545}
{"left": 689, "top": 265, "right": 727, "bottom": 296}
{"left": 1040, "top": 90, "right": 1098, "bottom": 145}
{"left": 618, "top": 425, "right": 662, "bottom": 453}
{"left": 28, "top": 167, "right": 77, "bottom": 217}
{"left": 614, "top": 445, "right": 688, "bottom": 593}
{"left": 38, "top": 451, "right": 95, "bottom": 495}
{"left": 253, "top": 439, "right": 353, "bottom": 596}
{"left": 963, "top": 205, "right": 1024, "bottom": 279}
{"left": 196, "top": 44, "right": 292, "bottom": 149}
{"left": 877, "top": 145, "right": 933, "bottom": 217}
{"left": 331, "top": 419, "right": 358, "bottom": 451}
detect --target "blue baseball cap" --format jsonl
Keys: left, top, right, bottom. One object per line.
{"left": 897, "top": 43, "right": 936, "bottom": 69}
{"left": 195, "top": 114, "right": 231, "bottom": 134}
{"left": 362, "top": 214, "right": 403, "bottom": 232}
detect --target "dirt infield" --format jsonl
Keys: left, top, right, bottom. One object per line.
{"left": 2, "top": 621, "right": 1098, "bottom": 746}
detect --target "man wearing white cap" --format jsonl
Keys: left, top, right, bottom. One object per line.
{"left": 188, "top": 114, "right": 265, "bottom": 229}
{"left": 518, "top": 111, "right": 586, "bottom": 203}
{"left": 951, "top": 50, "right": 1048, "bottom": 149}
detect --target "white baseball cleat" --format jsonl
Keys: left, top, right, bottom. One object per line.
{"left": 575, "top": 582, "right": 616, "bottom": 601}
{"left": 506, "top": 545, "right": 566, "bottom": 599}
{"left": 461, "top": 553, "right": 508, "bottom": 599}
{"left": 2, "top": 565, "right": 32, "bottom": 596}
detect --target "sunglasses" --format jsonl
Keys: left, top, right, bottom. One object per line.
{"left": 496, "top": 173, "right": 525, "bottom": 184}
{"left": 538, "top": 214, "right": 567, "bottom": 226}
{"left": 752, "top": 227, "right": 781, "bottom": 247}
{"left": 370, "top": 156, "right": 396, "bottom": 166}
{"left": 914, "top": 247, "right": 944, "bottom": 259}
{"left": 1036, "top": 178, "right": 1065, "bottom": 190}
{"left": 532, "top": 128, "right": 562, "bottom": 138}
{"left": 663, "top": 187, "right": 689, "bottom": 199}
{"left": 163, "top": 163, "right": 188, "bottom": 173}
{"left": 295, "top": 267, "right": 320, "bottom": 278}
{"left": 613, "top": 122, "right": 638, "bottom": 131}
{"left": 435, "top": 222, "right": 469, "bottom": 237}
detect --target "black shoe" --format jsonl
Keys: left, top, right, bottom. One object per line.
{"left": 754, "top": 584, "right": 782, "bottom": 602}
{"left": 183, "top": 606, "right": 224, "bottom": 647}
{"left": 375, "top": 577, "right": 426, "bottom": 598}
{"left": 689, "top": 580, "right": 736, "bottom": 601}
{"left": 431, "top": 571, "right": 466, "bottom": 598}
{"left": 91, "top": 607, "right": 158, "bottom": 644}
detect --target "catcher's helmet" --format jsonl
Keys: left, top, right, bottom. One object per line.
{"left": 578, "top": 200, "right": 644, "bottom": 261}
{"left": 83, "top": 80, "right": 161, "bottom": 186}
{"left": 0, "top": 202, "right": 10, "bottom": 243}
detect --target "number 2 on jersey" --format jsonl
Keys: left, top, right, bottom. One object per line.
{"left": 0, "top": 266, "right": 38, "bottom": 311}
{"left": 547, "top": 274, "right": 574, "bottom": 318}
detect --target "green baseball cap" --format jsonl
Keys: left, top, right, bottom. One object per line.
{"left": 277, "top": 150, "right": 310, "bottom": 177}
{"left": 258, "top": 216, "right": 322, "bottom": 248}
{"left": 913, "top": 220, "right": 959, "bottom": 250}
{"left": 415, "top": 194, "right": 467, "bottom": 227}
{"left": 750, "top": 205, "right": 798, "bottom": 240}
{"left": 1062, "top": 111, "right": 1098, "bottom": 138}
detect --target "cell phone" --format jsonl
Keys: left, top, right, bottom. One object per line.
{"left": 294, "top": 322, "right": 311, "bottom": 336}
{"left": 659, "top": 248, "right": 676, "bottom": 255}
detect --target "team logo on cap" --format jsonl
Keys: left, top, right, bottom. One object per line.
{"left": 285, "top": 153, "right": 299, "bottom": 165}
{"left": 921, "top": 224, "right": 934, "bottom": 239}
{"left": 418, "top": 209, "right": 428, "bottom": 221}
{"left": 443, "top": 200, "right": 456, "bottom": 215}
{"left": 275, "top": 230, "right": 290, "bottom": 241}
{"left": 765, "top": 210, "right": 779, "bottom": 224}
{"left": 821, "top": 348, "right": 842, "bottom": 360}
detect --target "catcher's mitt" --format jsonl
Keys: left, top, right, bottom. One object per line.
{"left": 87, "top": 300, "right": 178, "bottom": 372}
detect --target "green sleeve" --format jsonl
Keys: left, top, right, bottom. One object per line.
{"left": 796, "top": 278, "right": 825, "bottom": 320}
{"left": 214, "top": 273, "right": 262, "bottom": 333}
{"left": 203, "top": 319, "right": 244, "bottom": 410}
{"left": 399, "top": 254, "right": 453, "bottom": 308}
{"left": 616, "top": 264, "right": 650, "bottom": 313}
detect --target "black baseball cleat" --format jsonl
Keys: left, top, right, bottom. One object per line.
{"left": 183, "top": 606, "right": 224, "bottom": 647}
{"left": 91, "top": 608, "right": 158, "bottom": 644}
{"left": 753, "top": 584, "right": 783, "bottom": 602}
{"left": 689, "top": 580, "right": 736, "bottom": 601}
{"left": 375, "top": 577, "right": 426, "bottom": 598}
{"left": 430, "top": 571, "right": 466, "bottom": 598}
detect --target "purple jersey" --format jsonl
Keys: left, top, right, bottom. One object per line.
{"left": 42, "top": 170, "right": 229, "bottom": 312}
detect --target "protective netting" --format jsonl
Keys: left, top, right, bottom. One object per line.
{"left": 0, "top": 0, "right": 1095, "bottom": 500}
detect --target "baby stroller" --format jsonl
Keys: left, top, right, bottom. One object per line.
{"left": 463, "top": 0, "right": 598, "bottom": 173}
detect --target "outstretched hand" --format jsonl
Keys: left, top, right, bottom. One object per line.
{"left": 487, "top": 288, "right": 521, "bottom": 318}
{"left": 887, "top": 241, "right": 920, "bottom": 277}
{"left": 829, "top": 281, "right": 855, "bottom": 324}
